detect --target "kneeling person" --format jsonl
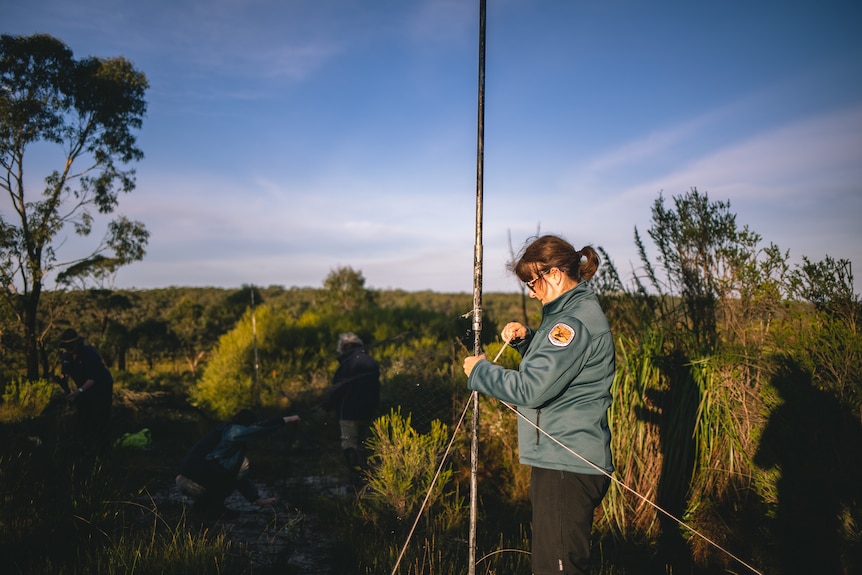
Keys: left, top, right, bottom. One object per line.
{"left": 176, "top": 409, "right": 301, "bottom": 519}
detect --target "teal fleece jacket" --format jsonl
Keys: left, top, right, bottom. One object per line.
{"left": 468, "top": 282, "right": 614, "bottom": 475}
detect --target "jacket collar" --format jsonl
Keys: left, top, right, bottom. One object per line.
{"left": 542, "top": 281, "right": 591, "bottom": 315}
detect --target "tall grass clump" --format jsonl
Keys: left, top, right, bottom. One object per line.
{"left": 21, "top": 504, "right": 235, "bottom": 575}
{"left": 684, "top": 358, "right": 760, "bottom": 565}
{"left": 87, "top": 509, "right": 234, "bottom": 575}
{"left": 600, "top": 333, "right": 664, "bottom": 538}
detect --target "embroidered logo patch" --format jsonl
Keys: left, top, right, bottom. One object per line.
{"left": 548, "top": 323, "right": 575, "bottom": 347}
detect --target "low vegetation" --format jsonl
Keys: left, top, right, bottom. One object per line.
{"left": 1, "top": 189, "right": 860, "bottom": 574}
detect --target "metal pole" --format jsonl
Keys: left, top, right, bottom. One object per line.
{"left": 469, "top": 1, "right": 487, "bottom": 573}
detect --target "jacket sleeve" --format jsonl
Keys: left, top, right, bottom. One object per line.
{"left": 222, "top": 417, "right": 286, "bottom": 443}
{"left": 469, "top": 318, "right": 592, "bottom": 408}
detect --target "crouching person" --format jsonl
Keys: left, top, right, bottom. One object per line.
{"left": 176, "top": 408, "right": 301, "bottom": 520}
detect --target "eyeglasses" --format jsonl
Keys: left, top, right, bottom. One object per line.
{"left": 524, "top": 270, "right": 549, "bottom": 292}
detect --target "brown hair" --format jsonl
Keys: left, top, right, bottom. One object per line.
{"left": 509, "top": 234, "right": 600, "bottom": 284}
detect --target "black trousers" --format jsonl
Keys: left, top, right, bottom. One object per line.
{"left": 76, "top": 391, "right": 112, "bottom": 454}
{"left": 530, "top": 467, "right": 610, "bottom": 575}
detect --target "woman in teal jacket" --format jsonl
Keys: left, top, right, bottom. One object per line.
{"left": 464, "top": 234, "right": 614, "bottom": 575}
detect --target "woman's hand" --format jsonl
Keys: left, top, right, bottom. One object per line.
{"left": 283, "top": 415, "right": 301, "bottom": 424}
{"left": 501, "top": 322, "right": 528, "bottom": 343}
{"left": 463, "top": 354, "right": 486, "bottom": 377}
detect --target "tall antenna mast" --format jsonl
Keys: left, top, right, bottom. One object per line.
{"left": 469, "top": 1, "right": 487, "bottom": 573}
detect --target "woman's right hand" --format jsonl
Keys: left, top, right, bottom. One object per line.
{"left": 501, "top": 322, "right": 528, "bottom": 343}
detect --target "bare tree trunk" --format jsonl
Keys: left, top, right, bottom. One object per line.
{"left": 24, "top": 287, "right": 42, "bottom": 380}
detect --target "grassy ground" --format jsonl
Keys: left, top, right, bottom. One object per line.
{"left": 2, "top": 387, "right": 772, "bottom": 574}
{"left": 1, "top": 388, "right": 353, "bottom": 574}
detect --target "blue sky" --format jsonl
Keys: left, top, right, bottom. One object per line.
{"left": 5, "top": 0, "right": 862, "bottom": 294}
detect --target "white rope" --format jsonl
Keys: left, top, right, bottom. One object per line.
{"left": 490, "top": 338, "right": 509, "bottom": 363}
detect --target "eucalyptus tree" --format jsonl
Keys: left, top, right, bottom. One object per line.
{"left": 0, "top": 34, "right": 149, "bottom": 379}
{"left": 321, "top": 266, "right": 377, "bottom": 313}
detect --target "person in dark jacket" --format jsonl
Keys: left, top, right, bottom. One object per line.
{"left": 176, "top": 409, "right": 301, "bottom": 519}
{"left": 55, "top": 328, "right": 114, "bottom": 455}
{"left": 463, "top": 235, "right": 615, "bottom": 575}
{"left": 324, "top": 332, "right": 380, "bottom": 485}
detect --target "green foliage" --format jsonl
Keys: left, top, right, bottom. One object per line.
{"left": 788, "top": 256, "right": 857, "bottom": 320}
{"left": 190, "top": 283, "right": 465, "bottom": 422}
{"left": 0, "top": 377, "right": 55, "bottom": 422}
{"left": 601, "top": 333, "right": 664, "bottom": 537}
{"left": 637, "top": 188, "right": 766, "bottom": 353}
{"left": 362, "top": 408, "right": 462, "bottom": 532}
{"left": 719, "top": 241, "right": 789, "bottom": 350}
{"left": 4, "top": 458, "right": 234, "bottom": 574}
{"left": 778, "top": 255, "right": 861, "bottom": 412}
{"left": 684, "top": 359, "right": 762, "bottom": 563}
{"left": 320, "top": 265, "right": 378, "bottom": 312}
{"left": 130, "top": 318, "right": 178, "bottom": 370}
{"left": 191, "top": 304, "right": 282, "bottom": 418}
{"left": 469, "top": 342, "right": 531, "bottom": 506}
{"left": 602, "top": 332, "right": 762, "bottom": 563}
{"left": 475, "top": 392, "right": 531, "bottom": 505}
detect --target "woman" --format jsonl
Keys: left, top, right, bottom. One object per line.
{"left": 463, "top": 234, "right": 614, "bottom": 575}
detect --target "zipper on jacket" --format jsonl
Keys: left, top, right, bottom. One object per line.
{"left": 535, "top": 409, "right": 541, "bottom": 444}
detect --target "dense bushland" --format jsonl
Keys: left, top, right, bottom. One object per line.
{"left": 1, "top": 190, "right": 860, "bottom": 574}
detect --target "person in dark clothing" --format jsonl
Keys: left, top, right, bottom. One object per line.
{"left": 323, "top": 332, "right": 380, "bottom": 485}
{"left": 55, "top": 328, "right": 114, "bottom": 455}
{"left": 176, "top": 408, "right": 301, "bottom": 519}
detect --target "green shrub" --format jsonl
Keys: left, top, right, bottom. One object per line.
{"left": 0, "top": 377, "right": 56, "bottom": 423}
{"left": 362, "top": 408, "right": 462, "bottom": 532}
{"left": 191, "top": 305, "right": 281, "bottom": 418}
